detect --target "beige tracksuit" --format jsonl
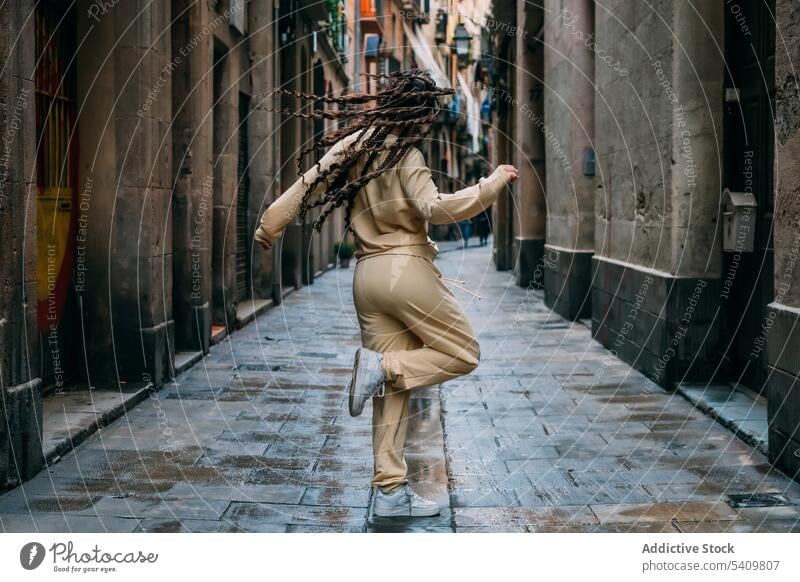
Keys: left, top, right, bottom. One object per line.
{"left": 255, "top": 128, "right": 511, "bottom": 490}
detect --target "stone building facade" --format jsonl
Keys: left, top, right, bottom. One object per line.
{"left": 488, "top": 0, "right": 799, "bottom": 479}
{"left": 488, "top": 0, "right": 547, "bottom": 283}
{"left": 769, "top": 0, "right": 800, "bottom": 480}
{"left": 589, "top": 0, "right": 726, "bottom": 390}
{"left": 542, "top": 0, "right": 594, "bottom": 320}
{"left": 0, "top": 0, "right": 348, "bottom": 489}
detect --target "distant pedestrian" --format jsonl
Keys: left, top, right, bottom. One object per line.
{"left": 459, "top": 219, "right": 472, "bottom": 247}
{"left": 255, "top": 70, "right": 518, "bottom": 518}
{"left": 473, "top": 211, "right": 490, "bottom": 246}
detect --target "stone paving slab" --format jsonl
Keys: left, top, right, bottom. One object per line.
{"left": 1, "top": 242, "right": 799, "bottom": 533}
{"left": 135, "top": 518, "right": 285, "bottom": 533}
{"left": 0, "top": 514, "right": 140, "bottom": 533}
{"left": 589, "top": 501, "right": 742, "bottom": 524}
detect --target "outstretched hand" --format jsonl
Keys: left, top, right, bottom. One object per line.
{"left": 256, "top": 237, "right": 272, "bottom": 252}
{"left": 496, "top": 164, "right": 519, "bottom": 183}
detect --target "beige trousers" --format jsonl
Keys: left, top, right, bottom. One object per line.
{"left": 352, "top": 253, "right": 480, "bottom": 490}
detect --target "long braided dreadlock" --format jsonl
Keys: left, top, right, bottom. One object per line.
{"left": 268, "top": 69, "right": 454, "bottom": 234}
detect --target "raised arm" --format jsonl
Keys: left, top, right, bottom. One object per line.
{"left": 254, "top": 134, "right": 355, "bottom": 249}
{"left": 399, "top": 148, "right": 518, "bottom": 225}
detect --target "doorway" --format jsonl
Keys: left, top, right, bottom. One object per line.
{"left": 299, "top": 46, "right": 313, "bottom": 285}
{"left": 212, "top": 39, "right": 232, "bottom": 329}
{"left": 312, "top": 59, "right": 326, "bottom": 274}
{"left": 235, "top": 92, "right": 251, "bottom": 302}
{"left": 35, "top": 0, "right": 78, "bottom": 392}
{"left": 278, "top": 17, "right": 300, "bottom": 289}
{"left": 721, "top": 0, "right": 775, "bottom": 391}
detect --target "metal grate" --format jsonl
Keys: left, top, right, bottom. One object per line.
{"left": 727, "top": 493, "right": 791, "bottom": 509}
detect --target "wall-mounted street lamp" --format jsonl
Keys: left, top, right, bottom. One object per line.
{"left": 452, "top": 23, "right": 471, "bottom": 64}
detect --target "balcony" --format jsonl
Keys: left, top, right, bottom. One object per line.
{"left": 360, "top": 0, "right": 383, "bottom": 35}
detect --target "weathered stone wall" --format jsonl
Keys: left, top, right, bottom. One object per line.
{"left": 542, "top": 0, "right": 595, "bottom": 319}
{"left": 316, "top": 53, "right": 350, "bottom": 273}
{"left": 0, "top": 0, "right": 36, "bottom": 390}
{"left": 210, "top": 21, "right": 240, "bottom": 327}
{"left": 591, "top": 0, "right": 724, "bottom": 387}
{"left": 171, "top": 0, "right": 214, "bottom": 353}
{"left": 594, "top": 0, "right": 674, "bottom": 271}
{"left": 0, "top": 0, "right": 43, "bottom": 488}
{"left": 488, "top": 0, "right": 515, "bottom": 272}
{"left": 767, "top": 0, "right": 800, "bottom": 479}
{"left": 248, "top": 0, "right": 279, "bottom": 299}
{"left": 593, "top": 0, "right": 722, "bottom": 276}
{"left": 512, "top": 1, "right": 546, "bottom": 287}
{"left": 75, "top": 0, "right": 175, "bottom": 387}
{"left": 772, "top": 0, "right": 800, "bottom": 311}
{"left": 543, "top": 0, "right": 594, "bottom": 252}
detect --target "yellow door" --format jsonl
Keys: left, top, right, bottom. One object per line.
{"left": 35, "top": 3, "right": 76, "bottom": 331}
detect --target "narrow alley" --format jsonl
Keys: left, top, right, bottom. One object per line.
{"left": 1, "top": 243, "right": 798, "bottom": 533}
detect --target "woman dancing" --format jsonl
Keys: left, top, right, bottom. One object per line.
{"left": 255, "top": 70, "right": 518, "bottom": 517}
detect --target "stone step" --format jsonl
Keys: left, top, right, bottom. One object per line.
{"left": 41, "top": 382, "right": 152, "bottom": 464}
{"left": 677, "top": 382, "right": 769, "bottom": 454}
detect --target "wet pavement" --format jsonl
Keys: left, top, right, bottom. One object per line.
{"left": 2, "top": 242, "right": 800, "bottom": 532}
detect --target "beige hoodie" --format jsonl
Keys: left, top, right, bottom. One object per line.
{"left": 254, "top": 129, "right": 511, "bottom": 261}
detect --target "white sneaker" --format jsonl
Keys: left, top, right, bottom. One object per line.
{"left": 373, "top": 484, "right": 441, "bottom": 517}
{"left": 348, "top": 347, "right": 386, "bottom": 417}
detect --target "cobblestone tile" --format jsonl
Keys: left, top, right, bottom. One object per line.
{"left": 455, "top": 526, "right": 530, "bottom": 533}
{"left": 590, "top": 501, "right": 742, "bottom": 524}
{"left": 515, "top": 484, "right": 655, "bottom": 507}
{"left": 135, "top": 518, "right": 286, "bottom": 533}
{"left": 76, "top": 497, "right": 231, "bottom": 520}
{"left": 300, "top": 487, "right": 370, "bottom": 508}
{"left": 451, "top": 489, "right": 520, "bottom": 508}
{"left": 453, "top": 505, "right": 599, "bottom": 528}
{"left": 0, "top": 514, "right": 140, "bottom": 533}
{"left": 163, "top": 482, "right": 306, "bottom": 504}
{"left": 286, "top": 524, "right": 363, "bottom": 532}
{"left": 0, "top": 493, "right": 98, "bottom": 514}
{"left": 677, "top": 519, "right": 800, "bottom": 533}
{"left": 530, "top": 522, "right": 679, "bottom": 533}
{"left": 223, "top": 502, "right": 365, "bottom": 529}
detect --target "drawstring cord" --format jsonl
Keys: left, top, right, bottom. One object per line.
{"left": 440, "top": 276, "right": 482, "bottom": 300}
